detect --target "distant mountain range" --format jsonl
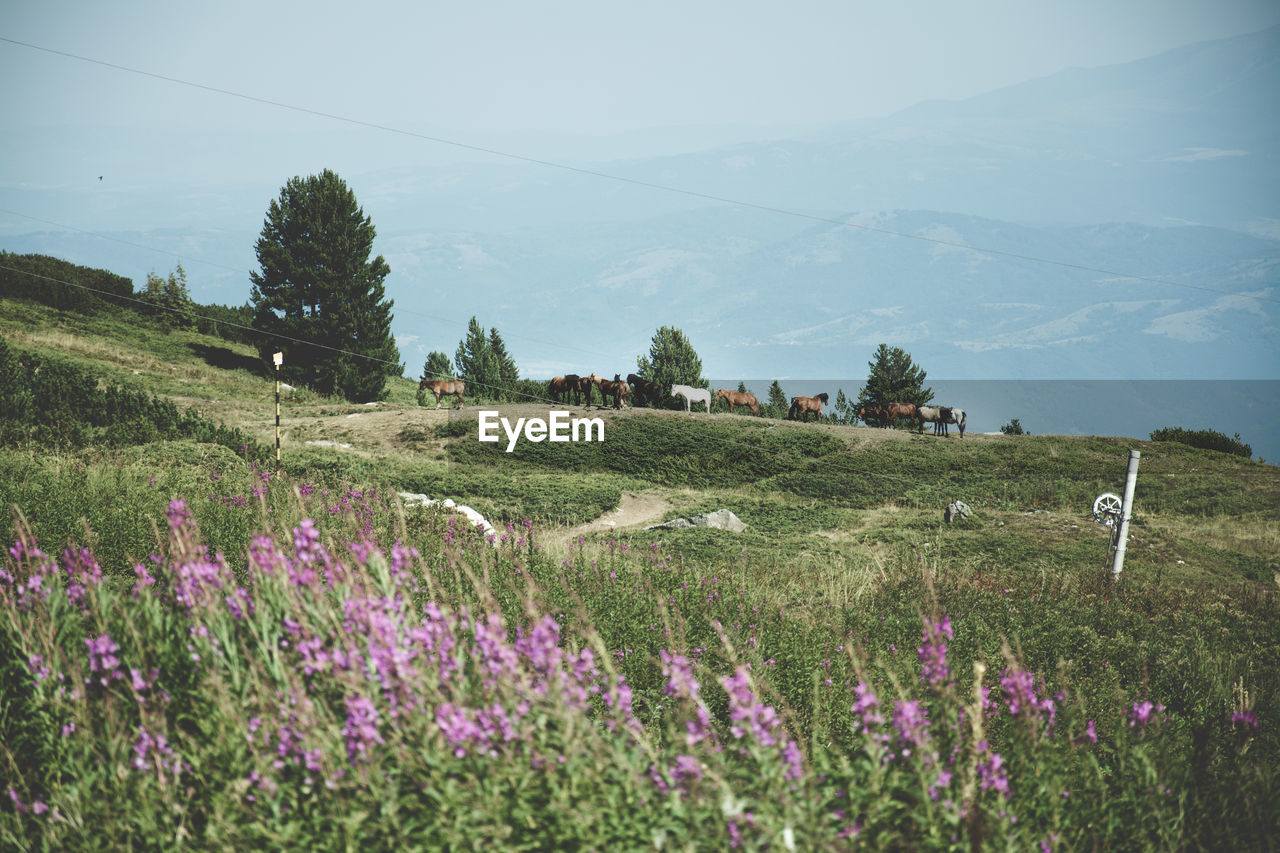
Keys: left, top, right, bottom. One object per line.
{"left": 2, "top": 26, "right": 1276, "bottom": 381}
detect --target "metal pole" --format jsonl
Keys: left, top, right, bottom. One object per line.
{"left": 1111, "top": 450, "right": 1140, "bottom": 578}
{"left": 275, "top": 365, "right": 281, "bottom": 463}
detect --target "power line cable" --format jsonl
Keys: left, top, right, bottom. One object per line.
{"left": 2, "top": 262, "right": 1114, "bottom": 525}
{"left": 0, "top": 207, "right": 634, "bottom": 363}
{"left": 2, "top": 36, "right": 1276, "bottom": 305}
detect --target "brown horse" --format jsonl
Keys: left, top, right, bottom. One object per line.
{"left": 627, "top": 373, "right": 663, "bottom": 407}
{"left": 788, "top": 392, "right": 828, "bottom": 422}
{"left": 858, "top": 403, "right": 888, "bottom": 427}
{"left": 580, "top": 374, "right": 602, "bottom": 407}
{"left": 886, "top": 402, "right": 919, "bottom": 428}
{"left": 716, "top": 388, "right": 761, "bottom": 415}
{"left": 598, "top": 374, "right": 630, "bottom": 409}
{"left": 420, "top": 378, "right": 466, "bottom": 409}
{"left": 549, "top": 374, "right": 584, "bottom": 405}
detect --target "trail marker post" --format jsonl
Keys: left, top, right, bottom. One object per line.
{"left": 1111, "top": 450, "right": 1141, "bottom": 578}
{"left": 273, "top": 351, "right": 283, "bottom": 463}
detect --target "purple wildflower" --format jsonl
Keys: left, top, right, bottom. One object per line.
{"left": 918, "top": 615, "right": 953, "bottom": 689}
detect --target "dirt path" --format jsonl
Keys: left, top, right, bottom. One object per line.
{"left": 549, "top": 492, "right": 672, "bottom": 549}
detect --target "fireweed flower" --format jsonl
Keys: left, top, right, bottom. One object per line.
{"left": 976, "top": 741, "right": 1011, "bottom": 798}
{"left": 721, "top": 667, "right": 780, "bottom": 746}
{"left": 342, "top": 694, "right": 384, "bottom": 763}
{"left": 85, "top": 633, "right": 123, "bottom": 685}
{"left": 660, "top": 650, "right": 700, "bottom": 700}
{"left": 1129, "top": 700, "right": 1164, "bottom": 733}
{"left": 1001, "top": 667, "right": 1057, "bottom": 732}
{"left": 892, "top": 699, "right": 930, "bottom": 753}
{"left": 918, "top": 615, "right": 953, "bottom": 689}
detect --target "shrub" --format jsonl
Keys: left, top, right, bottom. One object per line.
{"left": 1150, "top": 426, "right": 1252, "bottom": 459}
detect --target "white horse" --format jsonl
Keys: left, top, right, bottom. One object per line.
{"left": 671, "top": 384, "right": 711, "bottom": 413}
{"left": 919, "top": 405, "right": 967, "bottom": 437}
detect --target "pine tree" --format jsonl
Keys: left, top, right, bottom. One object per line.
{"left": 767, "top": 380, "right": 788, "bottom": 417}
{"left": 422, "top": 351, "right": 454, "bottom": 382}
{"left": 250, "top": 169, "right": 401, "bottom": 402}
{"left": 488, "top": 327, "right": 520, "bottom": 399}
{"left": 855, "top": 344, "right": 933, "bottom": 426}
{"left": 455, "top": 317, "right": 494, "bottom": 401}
{"left": 635, "top": 326, "right": 705, "bottom": 408}
{"left": 833, "top": 388, "right": 855, "bottom": 425}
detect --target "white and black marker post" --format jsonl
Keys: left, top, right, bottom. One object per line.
{"left": 273, "top": 351, "right": 283, "bottom": 463}
{"left": 1111, "top": 450, "right": 1141, "bottom": 578}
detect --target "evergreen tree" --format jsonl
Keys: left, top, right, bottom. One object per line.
{"left": 736, "top": 381, "right": 749, "bottom": 394}
{"left": 635, "top": 326, "right": 705, "bottom": 408}
{"left": 766, "top": 380, "right": 788, "bottom": 417}
{"left": 250, "top": 169, "right": 400, "bottom": 402}
{"left": 422, "top": 351, "right": 454, "bottom": 382}
{"left": 455, "top": 317, "right": 495, "bottom": 401}
{"left": 833, "top": 388, "right": 855, "bottom": 425}
{"left": 488, "top": 327, "right": 520, "bottom": 399}
{"left": 855, "top": 344, "right": 933, "bottom": 426}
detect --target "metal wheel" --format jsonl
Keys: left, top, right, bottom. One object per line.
{"left": 1092, "top": 492, "right": 1122, "bottom": 526}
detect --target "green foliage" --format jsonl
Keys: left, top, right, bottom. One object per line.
{"left": 1151, "top": 426, "right": 1252, "bottom": 459}
{"left": 0, "top": 335, "right": 265, "bottom": 461}
{"left": 140, "top": 265, "right": 195, "bottom": 328}
{"left": 635, "top": 327, "right": 706, "bottom": 408}
{"left": 0, "top": 251, "right": 133, "bottom": 313}
{"left": 1002, "top": 418, "right": 1027, "bottom": 435}
{"left": 856, "top": 343, "right": 933, "bottom": 425}
{"left": 250, "top": 169, "right": 401, "bottom": 402}
{"left": 420, "top": 350, "right": 454, "bottom": 382}
{"left": 453, "top": 317, "right": 522, "bottom": 402}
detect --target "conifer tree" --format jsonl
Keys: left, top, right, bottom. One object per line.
{"left": 250, "top": 169, "right": 400, "bottom": 402}
{"left": 856, "top": 344, "right": 933, "bottom": 426}
{"left": 635, "top": 326, "right": 705, "bottom": 408}
{"left": 767, "top": 380, "right": 788, "bottom": 415}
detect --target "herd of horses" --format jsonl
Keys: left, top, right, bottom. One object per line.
{"left": 419, "top": 374, "right": 966, "bottom": 436}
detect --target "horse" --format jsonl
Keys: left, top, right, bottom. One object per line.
{"left": 918, "top": 405, "right": 949, "bottom": 436}
{"left": 885, "top": 402, "right": 918, "bottom": 429}
{"left": 788, "top": 392, "right": 828, "bottom": 422}
{"left": 420, "top": 378, "right": 466, "bottom": 409}
{"left": 716, "top": 388, "right": 761, "bottom": 415}
{"left": 857, "top": 403, "right": 889, "bottom": 427}
{"left": 580, "top": 373, "right": 603, "bottom": 407}
{"left": 671, "top": 384, "right": 711, "bottom": 413}
{"left": 945, "top": 407, "right": 966, "bottom": 438}
{"left": 596, "top": 374, "right": 630, "bottom": 409}
{"left": 548, "top": 375, "right": 576, "bottom": 405}
{"left": 627, "top": 373, "right": 663, "bottom": 408}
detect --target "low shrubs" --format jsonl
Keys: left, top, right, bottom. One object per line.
{"left": 1151, "top": 426, "right": 1253, "bottom": 459}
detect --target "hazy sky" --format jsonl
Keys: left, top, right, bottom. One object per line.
{"left": 4, "top": 0, "right": 1278, "bottom": 152}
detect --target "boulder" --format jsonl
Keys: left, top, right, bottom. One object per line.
{"left": 945, "top": 500, "right": 973, "bottom": 523}
{"left": 645, "top": 509, "right": 746, "bottom": 532}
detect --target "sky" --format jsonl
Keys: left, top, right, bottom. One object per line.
{"left": 1, "top": 1, "right": 1277, "bottom": 393}
{"left": 3, "top": 0, "right": 1278, "bottom": 168}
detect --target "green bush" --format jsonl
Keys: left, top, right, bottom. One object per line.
{"left": 1151, "top": 426, "right": 1252, "bottom": 459}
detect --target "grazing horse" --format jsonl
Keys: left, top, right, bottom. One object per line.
{"left": 420, "top": 378, "right": 466, "bottom": 409}
{"left": 716, "top": 388, "right": 761, "bottom": 415}
{"left": 858, "top": 403, "right": 889, "bottom": 427}
{"left": 945, "top": 407, "right": 966, "bottom": 438}
{"left": 788, "top": 392, "right": 828, "bottom": 422}
{"left": 596, "top": 374, "right": 630, "bottom": 409}
{"left": 627, "top": 373, "right": 663, "bottom": 408}
{"left": 918, "top": 405, "right": 950, "bottom": 436}
{"left": 579, "top": 374, "right": 603, "bottom": 407}
{"left": 548, "top": 375, "right": 575, "bottom": 405}
{"left": 671, "top": 384, "right": 711, "bottom": 413}
{"left": 885, "top": 402, "right": 918, "bottom": 429}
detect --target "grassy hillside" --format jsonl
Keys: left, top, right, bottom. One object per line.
{"left": 2, "top": 288, "right": 1278, "bottom": 848}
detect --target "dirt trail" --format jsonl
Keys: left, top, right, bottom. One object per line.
{"left": 549, "top": 492, "right": 672, "bottom": 549}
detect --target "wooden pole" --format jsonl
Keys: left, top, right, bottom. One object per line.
{"left": 1111, "top": 450, "right": 1140, "bottom": 578}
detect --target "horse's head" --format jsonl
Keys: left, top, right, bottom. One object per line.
{"left": 588, "top": 373, "right": 605, "bottom": 386}
{"left": 715, "top": 389, "right": 728, "bottom": 400}
{"left": 817, "top": 392, "right": 829, "bottom": 405}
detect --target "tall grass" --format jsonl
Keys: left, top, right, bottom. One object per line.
{"left": 3, "top": 486, "right": 1274, "bottom": 849}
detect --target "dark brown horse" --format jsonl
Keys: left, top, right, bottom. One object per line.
{"left": 788, "top": 392, "right": 828, "bottom": 422}
{"left": 549, "top": 374, "right": 583, "bottom": 405}
{"left": 420, "top": 378, "right": 466, "bottom": 409}
{"left": 627, "top": 373, "right": 663, "bottom": 407}
{"left": 716, "top": 388, "right": 761, "bottom": 415}
{"left": 579, "top": 374, "right": 600, "bottom": 407}
{"left": 886, "top": 402, "right": 919, "bottom": 428}
{"left": 597, "top": 374, "right": 630, "bottom": 409}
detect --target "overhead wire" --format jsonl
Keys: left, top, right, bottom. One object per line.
{"left": 1, "top": 35, "right": 1276, "bottom": 305}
